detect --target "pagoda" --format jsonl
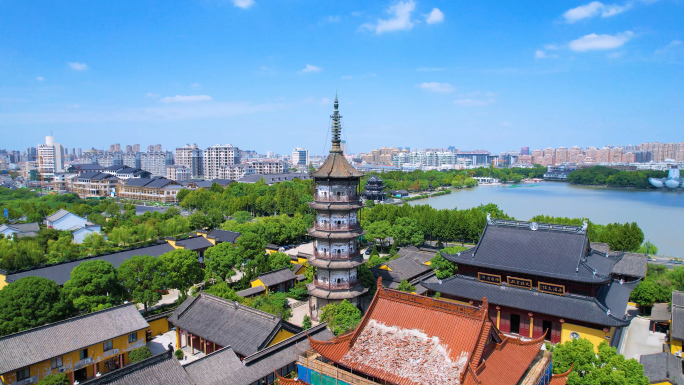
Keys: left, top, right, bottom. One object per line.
{"left": 307, "top": 95, "right": 368, "bottom": 320}
{"left": 362, "top": 175, "right": 387, "bottom": 201}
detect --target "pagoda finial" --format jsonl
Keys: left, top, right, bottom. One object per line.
{"left": 330, "top": 93, "right": 342, "bottom": 153}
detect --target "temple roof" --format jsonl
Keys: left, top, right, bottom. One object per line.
{"left": 168, "top": 293, "right": 301, "bottom": 357}
{"left": 311, "top": 152, "right": 364, "bottom": 179}
{"left": 308, "top": 279, "right": 544, "bottom": 385}
{"left": 442, "top": 219, "right": 622, "bottom": 284}
{"left": 422, "top": 274, "right": 633, "bottom": 327}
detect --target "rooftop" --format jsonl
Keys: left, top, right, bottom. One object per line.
{"left": 421, "top": 274, "right": 633, "bottom": 327}
{"left": 5, "top": 242, "right": 175, "bottom": 285}
{"left": 442, "top": 218, "right": 624, "bottom": 284}
{"left": 46, "top": 208, "right": 74, "bottom": 222}
{"left": 207, "top": 228, "right": 240, "bottom": 244}
{"left": 640, "top": 352, "right": 684, "bottom": 384}
{"left": 0, "top": 304, "right": 148, "bottom": 375}
{"left": 254, "top": 267, "right": 297, "bottom": 287}
{"left": 672, "top": 291, "right": 684, "bottom": 340}
{"left": 80, "top": 350, "right": 195, "bottom": 385}
{"left": 175, "top": 235, "right": 213, "bottom": 251}
{"left": 168, "top": 293, "right": 301, "bottom": 357}
{"left": 309, "top": 279, "right": 545, "bottom": 385}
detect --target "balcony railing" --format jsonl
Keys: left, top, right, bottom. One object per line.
{"left": 313, "top": 249, "right": 361, "bottom": 260}
{"left": 314, "top": 223, "right": 361, "bottom": 231}
{"left": 314, "top": 279, "right": 360, "bottom": 290}
{"left": 315, "top": 194, "right": 360, "bottom": 203}
{"left": 74, "top": 356, "right": 94, "bottom": 370}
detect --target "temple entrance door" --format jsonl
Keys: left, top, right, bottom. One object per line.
{"left": 510, "top": 314, "right": 521, "bottom": 334}
{"left": 542, "top": 320, "right": 552, "bottom": 341}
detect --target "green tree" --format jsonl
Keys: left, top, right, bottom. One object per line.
{"left": 319, "top": 300, "right": 362, "bottom": 335}
{"left": 302, "top": 315, "right": 312, "bottom": 330}
{"left": 397, "top": 279, "right": 415, "bottom": 292}
{"left": 270, "top": 252, "right": 292, "bottom": 271}
{"left": 159, "top": 249, "right": 205, "bottom": 296}
{"left": 204, "top": 242, "right": 239, "bottom": 281}
{"left": 237, "top": 232, "right": 266, "bottom": 261}
{"left": 204, "top": 281, "right": 242, "bottom": 301}
{"left": 636, "top": 242, "right": 658, "bottom": 255}
{"left": 553, "top": 338, "right": 649, "bottom": 385}
{"left": 287, "top": 282, "right": 309, "bottom": 300}
{"left": 430, "top": 253, "right": 457, "bottom": 279}
{"left": 36, "top": 373, "right": 69, "bottom": 385}
{"left": 63, "top": 260, "right": 124, "bottom": 313}
{"left": 242, "top": 292, "right": 292, "bottom": 320}
{"left": 176, "top": 189, "right": 190, "bottom": 202}
{"left": 0, "top": 276, "right": 73, "bottom": 336}
{"left": 117, "top": 255, "right": 165, "bottom": 313}
{"left": 232, "top": 210, "right": 253, "bottom": 224}
{"left": 630, "top": 280, "right": 669, "bottom": 308}
{"left": 129, "top": 346, "right": 153, "bottom": 363}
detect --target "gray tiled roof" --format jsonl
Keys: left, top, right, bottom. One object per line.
{"left": 611, "top": 252, "right": 647, "bottom": 278}
{"left": 255, "top": 267, "right": 297, "bottom": 287}
{"left": 168, "top": 293, "right": 299, "bottom": 357}
{"left": 207, "top": 229, "right": 240, "bottom": 244}
{"left": 46, "top": 208, "right": 71, "bottom": 222}
{"left": 651, "top": 303, "right": 671, "bottom": 323}
{"left": 5, "top": 243, "right": 175, "bottom": 285}
{"left": 372, "top": 251, "right": 434, "bottom": 284}
{"left": 422, "top": 274, "right": 632, "bottom": 327}
{"left": 236, "top": 286, "right": 266, "bottom": 297}
{"left": 175, "top": 236, "right": 213, "bottom": 251}
{"left": 3, "top": 222, "right": 40, "bottom": 233}
{"left": 671, "top": 291, "right": 684, "bottom": 340}
{"left": 81, "top": 350, "right": 195, "bottom": 385}
{"left": 312, "top": 152, "right": 364, "bottom": 179}
{"left": 183, "top": 323, "right": 333, "bottom": 385}
{"left": 442, "top": 220, "right": 620, "bottom": 284}
{"left": 640, "top": 352, "right": 684, "bottom": 384}
{"left": 0, "top": 304, "right": 149, "bottom": 375}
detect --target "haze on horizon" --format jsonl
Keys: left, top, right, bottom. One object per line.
{"left": 1, "top": 0, "right": 682, "bottom": 155}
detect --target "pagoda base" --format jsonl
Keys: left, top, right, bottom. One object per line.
{"left": 307, "top": 283, "right": 368, "bottom": 321}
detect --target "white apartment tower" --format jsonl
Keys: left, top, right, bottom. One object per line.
{"left": 175, "top": 144, "right": 204, "bottom": 179}
{"left": 141, "top": 151, "right": 173, "bottom": 177}
{"left": 37, "top": 135, "right": 66, "bottom": 180}
{"left": 204, "top": 144, "right": 241, "bottom": 179}
{"left": 292, "top": 147, "right": 309, "bottom": 166}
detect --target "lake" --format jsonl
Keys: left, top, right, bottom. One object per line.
{"left": 408, "top": 182, "right": 684, "bottom": 257}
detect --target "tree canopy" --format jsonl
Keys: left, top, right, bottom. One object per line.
{"left": 159, "top": 249, "right": 204, "bottom": 294}
{"left": 0, "top": 276, "right": 73, "bottom": 336}
{"left": 117, "top": 255, "right": 165, "bottom": 313}
{"left": 62, "top": 260, "right": 124, "bottom": 313}
{"left": 319, "top": 300, "right": 362, "bottom": 336}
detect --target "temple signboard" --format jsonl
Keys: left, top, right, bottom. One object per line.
{"left": 538, "top": 282, "right": 565, "bottom": 296}
{"left": 507, "top": 276, "right": 532, "bottom": 289}
{"left": 478, "top": 272, "right": 501, "bottom": 285}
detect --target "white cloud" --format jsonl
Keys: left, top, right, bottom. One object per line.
{"left": 535, "top": 50, "right": 559, "bottom": 59}
{"left": 320, "top": 15, "right": 340, "bottom": 24}
{"left": 453, "top": 98, "right": 495, "bottom": 106}
{"left": 301, "top": 64, "right": 322, "bottom": 73}
{"left": 569, "top": 31, "right": 633, "bottom": 51}
{"left": 36, "top": 76, "right": 45, "bottom": 81}
{"left": 363, "top": 0, "right": 416, "bottom": 34}
{"left": 417, "top": 67, "right": 443, "bottom": 72}
{"left": 146, "top": 93, "right": 160, "bottom": 99}
{"left": 606, "top": 51, "right": 625, "bottom": 59}
{"left": 68, "top": 62, "right": 89, "bottom": 71}
{"left": 544, "top": 44, "right": 560, "bottom": 50}
{"left": 426, "top": 8, "right": 444, "bottom": 24}
{"left": 417, "top": 82, "right": 453, "bottom": 93}
{"left": 231, "top": 0, "right": 254, "bottom": 9}
{"left": 160, "top": 95, "right": 212, "bottom": 103}
{"left": 655, "top": 40, "right": 683, "bottom": 54}
{"left": 563, "top": 1, "right": 632, "bottom": 23}
{"left": 341, "top": 75, "right": 353, "bottom": 80}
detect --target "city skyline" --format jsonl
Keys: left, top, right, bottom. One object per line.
{"left": 2, "top": 1, "right": 683, "bottom": 154}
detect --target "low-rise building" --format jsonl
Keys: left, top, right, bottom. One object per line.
{"left": 219, "top": 164, "right": 255, "bottom": 180}
{"left": 248, "top": 267, "right": 299, "bottom": 294}
{"left": 0, "top": 304, "right": 149, "bottom": 385}
{"left": 371, "top": 246, "right": 436, "bottom": 294}
{"left": 46, "top": 209, "right": 88, "bottom": 231}
{"left": 117, "top": 177, "right": 182, "bottom": 203}
{"left": 166, "top": 165, "right": 190, "bottom": 182}
{"left": 640, "top": 352, "right": 684, "bottom": 385}
{"left": 71, "top": 172, "right": 119, "bottom": 198}
{"left": 166, "top": 235, "right": 214, "bottom": 265}
{"left": 670, "top": 291, "right": 684, "bottom": 355}
{"left": 80, "top": 349, "right": 194, "bottom": 385}
{"left": 196, "top": 229, "right": 241, "bottom": 245}
{"left": 0, "top": 222, "right": 40, "bottom": 239}
{"left": 169, "top": 293, "right": 303, "bottom": 359}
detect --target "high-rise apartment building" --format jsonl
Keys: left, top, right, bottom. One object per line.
{"left": 520, "top": 147, "right": 530, "bottom": 156}
{"left": 97, "top": 152, "right": 123, "bottom": 168}
{"left": 125, "top": 145, "right": 133, "bottom": 153}
{"left": 175, "top": 144, "right": 204, "bottom": 178}
{"left": 109, "top": 144, "right": 121, "bottom": 152}
{"left": 122, "top": 152, "right": 141, "bottom": 169}
{"left": 141, "top": 151, "right": 173, "bottom": 177}
{"left": 147, "top": 144, "right": 162, "bottom": 152}
{"left": 204, "top": 144, "right": 241, "bottom": 179}
{"left": 37, "top": 135, "right": 66, "bottom": 180}
{"left": 640, "top": 142, "right": 684, "bottom": 162}
{"left": 166, "top": 165, "right": 191, "bottom": 182}
{"left": 292, "top": 147, "right": 309, "bottom": 166}
{"left": 132, "top": 144, "right": 140, "bottom": 153}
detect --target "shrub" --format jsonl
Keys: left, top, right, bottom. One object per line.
{"left": 129, "top": 346, "right": 153, "bottom": 363}
{"left": 175, "top": 349, "right": 184, "bottom": 360}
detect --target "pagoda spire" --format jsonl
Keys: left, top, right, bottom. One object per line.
{"left": 330, "top": 93, "right": 343, "bottom": 153}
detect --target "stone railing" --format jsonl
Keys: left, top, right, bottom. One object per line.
{"left": 314, "top": 279, "right": 360, "bottom": 290}
{"left": 313, "top": 249, "right": 360, "bottom": 260}
{"left": 314, "top": 222, "right": 361, "bottom": 231}
{"left": 315, "top": 194, "right": 360, "bottom": 203}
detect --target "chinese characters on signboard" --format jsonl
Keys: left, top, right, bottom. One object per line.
{"left": 478, "top": 272, "right": 501, "bottom": 285}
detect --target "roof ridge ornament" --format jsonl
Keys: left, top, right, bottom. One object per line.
{"left": 580, "top": 220, "right": 588, "bottom": 234}
{"left": 529, "top": 222, "right": 539, "bottom": 231}
{"left": 486, "top": 213, "right": 494, "bottom": 225}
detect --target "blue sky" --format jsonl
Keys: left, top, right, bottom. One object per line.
{"left": 1, "top": 0, "right": 682, "bottom": 155}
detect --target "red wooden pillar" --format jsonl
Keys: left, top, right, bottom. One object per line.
{"left": 72, "top": 371, "right": 75, "bottom": 384}
{"left": 119, "top": 354, "right": 123, "bottom": 368}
